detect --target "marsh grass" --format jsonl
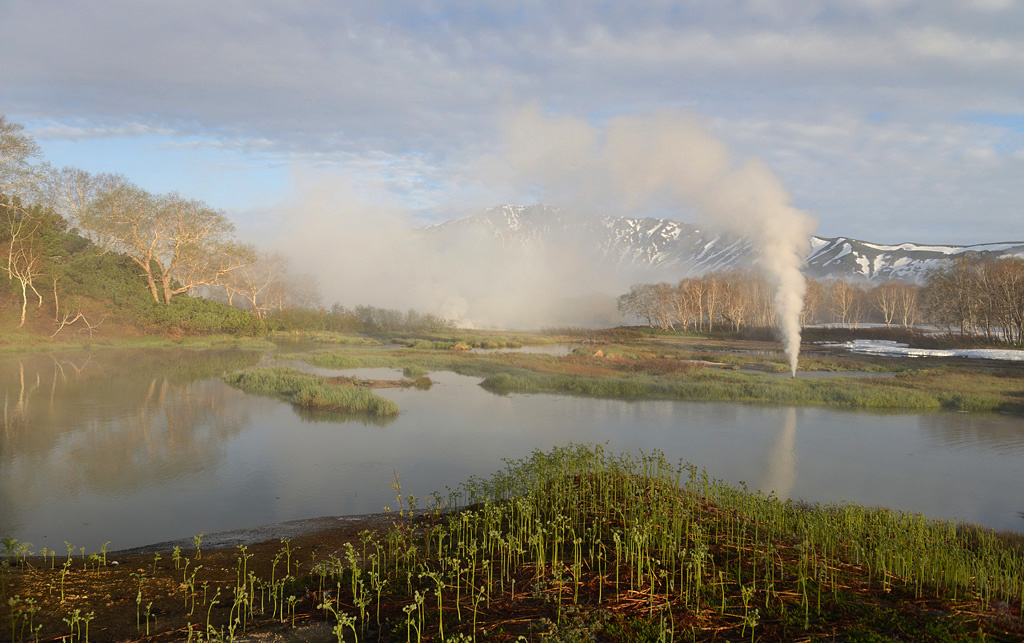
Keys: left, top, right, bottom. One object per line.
{"left": 479, "top": 369, "right": 984, "bottom": 410}
{"left": 382, "top": 329, "right": 568, "bottom": 349}
{"left": 2, "top": 444, "right": 1021, "bottom": 642}
{"left": 401, "top": 365, "right": 429, "bottom": 378}
{"left": 280, "top": 343, "right": 1024, "bottom": 413}
{"left": 289, "top": 332, "right": 384, "bottom": 346}
{"left": 223, "top": 367, "right": 399, "bottom": 416}
{"left": 0, "top": 333, "right": 276, "bottom": 355}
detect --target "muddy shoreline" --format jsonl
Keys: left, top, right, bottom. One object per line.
{"left": 111, "top": 512, "right": 399, "bottom": 557}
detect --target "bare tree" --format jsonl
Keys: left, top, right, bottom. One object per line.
{"left": 703, "top": 273, "right": 727, "bottom": 331}
{"left": 678, "top": 278, "right": 705, "bottom": 331}
{"left": 984, "top": 258, "right": 1024, "bottom": 345}
{"left": 871, "top": 281, "right": 902, "bottom": 328}
{"left": 651, "top": 282, "right": 677, "bottom": 330}
{"left": 923, "top": 256, "right": 982, "bottom": 338}
{"left": 0, "top": 203, "right": 45, "bottom": 326}
{"left": 82, "top": 175, "right": 162, "bottom": 298}
{"left": 44, "top": 166, "right": 103, "bottom": 232}
{"left": 801, "top": 277, "right": 823, "bottom": 328}
{"left": 154, "top": 193, "right": 239, "bottom": 303}
{"left": 81, "top": 179, "right": 239, "bottom": 304}
{"left": 720, "top": 273, "right": 749, "bottom": 332}
{"left": 746, "top": 271, "right": 775, "bottom": 328}
{"left": 617, "top": 283, "right": 657, "bottom": 326}
{"left": 894, "top": 282, "right": 920, "bottom": 330}
{"left": 1, "top": 115, "right": 42, "bottom": 197}
{"left": 221, "top": 248, "right": 286, "bottom": 319}
{"left": 826, "top": 279, "right": 865, "bottom": 328}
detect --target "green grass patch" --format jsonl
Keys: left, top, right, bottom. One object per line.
{"left": 402, "top": 364, "right": 429, "bottom": 378}
{"left": 282, "top": 351, "right": 365, "bottom": 369}
{"left": 285, "top": 331, "right": 384, "bottom": 346}
{"left": 479, "top": 370, "right": 947, "bottom": 408}
{"left": 223, "top": 367, "right": 399, "bottom": 416}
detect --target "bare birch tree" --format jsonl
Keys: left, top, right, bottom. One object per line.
{"left": 0, "top": 200, "right": 45, "bottom": 326}
{"left": 81, "top": 179, "right": 240, "bottom": 304}
{"left": 871, "top": 281, "right": 902, "bottom": 328}
{"left": 894, "top": 282, "right": 920, "bottom": 329}
{"left": 154, "top": 193, "right": 239, "bottom": 303}
{"left": 44, "top": 166, "right": 103, "bottom": 232}
{"left": 1, "top": 115, "right": 41, "bottom": 197}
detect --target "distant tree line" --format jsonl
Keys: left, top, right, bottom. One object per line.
{"left": 618, "top": 255, "right": 1024, "bottom": 346}
{"left": 265, "top": 304, "right": 456, "bottom": 334}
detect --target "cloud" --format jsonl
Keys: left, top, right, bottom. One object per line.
{"left": 28, "top": 121, "right": 174, "bottom": 141}
{"left": 1, "top": 0, "right": 1021, "bottom": 244}
{"left": 720, "top": 112, "right": 1024, "bottom": 242}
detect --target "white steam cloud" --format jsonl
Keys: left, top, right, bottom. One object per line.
{"left": 278, "top": 179, "right": 624, "bottom": 329}
{"left": 275, "top": 104, "right": 816, "bottom": 373}
{"left": 495, "top": 104, "right": 818, "bottom": 374}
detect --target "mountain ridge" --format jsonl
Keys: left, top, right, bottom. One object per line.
{"left": 420, "top": 204, "right": 1024, "bottom": 283}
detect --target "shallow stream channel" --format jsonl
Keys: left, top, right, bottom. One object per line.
{"left": 2, "top": 346, "right": 1022, "bottom": 551}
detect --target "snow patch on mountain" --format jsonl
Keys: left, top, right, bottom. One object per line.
{"left": 420, "top": 205, "right": 1024, "bottom": 284}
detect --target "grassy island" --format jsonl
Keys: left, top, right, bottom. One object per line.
{"left": 223, "top": 367, "right": 401, "bottom": 416}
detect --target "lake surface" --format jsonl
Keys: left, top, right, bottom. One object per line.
{"left": 2, "top": 348, "right": 1022, "bottom": 552}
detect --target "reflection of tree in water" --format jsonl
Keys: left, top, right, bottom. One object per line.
{"left": 759, "top": 407, "right": 797, "bottom": 499}
{"left": 0, "top": 349, "right": 261, "bottom": 524}
{"left": 918, "top": 412, "right": 1024, "bottom": 455}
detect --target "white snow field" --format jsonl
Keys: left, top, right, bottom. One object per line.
{"left": 830, "top": 339, "right": 1024, "bottom": 361}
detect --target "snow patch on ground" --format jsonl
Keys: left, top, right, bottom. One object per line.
{"left": 828, "top": 339, "right": 1024, "bottom": 361}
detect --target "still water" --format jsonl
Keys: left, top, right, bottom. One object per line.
{"left": 1, "top": 348, "right": 1022, "bottom": 552}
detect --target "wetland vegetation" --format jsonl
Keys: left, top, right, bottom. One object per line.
{"left": 223, "top": 367, "right": 412, "bottom": 416}
{"left": 277, "top": 327, "right": 1024, "bottom": 415}
{"left": 3, "top": 445, "right": 1023, "bottom": 642}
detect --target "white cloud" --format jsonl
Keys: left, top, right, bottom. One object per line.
{"left": 29, "top": 121, "right": 174, "bottom": 141}
{"left": 0, "top": 0, "right": 1021, "bottom": 244}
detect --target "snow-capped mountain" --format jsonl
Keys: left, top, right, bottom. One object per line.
{"left": 802, "top": 237, "right": 1024, "bottom": 281}
{"left": 420, "top": 205, "right": 1024, "bottom": 283}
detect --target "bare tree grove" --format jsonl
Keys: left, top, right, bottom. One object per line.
{"left": 618, "top": 255, "right": 1024, "bottom": 346}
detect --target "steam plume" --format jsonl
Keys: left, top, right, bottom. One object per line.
{"left": 497, "top": 104, "right": 818, "bottom": 374}
{"left": 277, "top": 179, "right": 624, "bottom": 329}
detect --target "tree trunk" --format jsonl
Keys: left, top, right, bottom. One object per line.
{"left": 18, "top": 279, "right": 28, "bottom": 327}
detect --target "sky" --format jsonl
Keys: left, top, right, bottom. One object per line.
{"left": 2, "top": 0, "right": 1022, "bottom": 246}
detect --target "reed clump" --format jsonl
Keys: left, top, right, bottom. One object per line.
{"left": 223, "top": 367, "right": 399, "bottom": 416}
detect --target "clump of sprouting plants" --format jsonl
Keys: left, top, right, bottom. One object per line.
{"left": 3, "top": 444, "right": 1024, "bottom": 641}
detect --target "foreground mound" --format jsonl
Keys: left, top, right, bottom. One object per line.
{"left": 3, "top": 445, "right": 1023, "bottom": 641}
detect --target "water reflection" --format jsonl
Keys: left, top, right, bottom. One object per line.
{"left": 296, "top": 407, "right": 397, "bottom": 427}
{"left": 759, "top": 407, "right": 797, "bottom": 498}
{"left": 918, "top": 412, "right": 1024, "bottom": 455}
{"left": 3, "top": 350, "right": 1023, "bottom": 551}
{"left": 0, "top": 350, "right": 260, "bottom": 541}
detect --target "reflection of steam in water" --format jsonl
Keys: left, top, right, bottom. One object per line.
{"left": 759, "top": 407, "right": 797, "bottom": 499}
